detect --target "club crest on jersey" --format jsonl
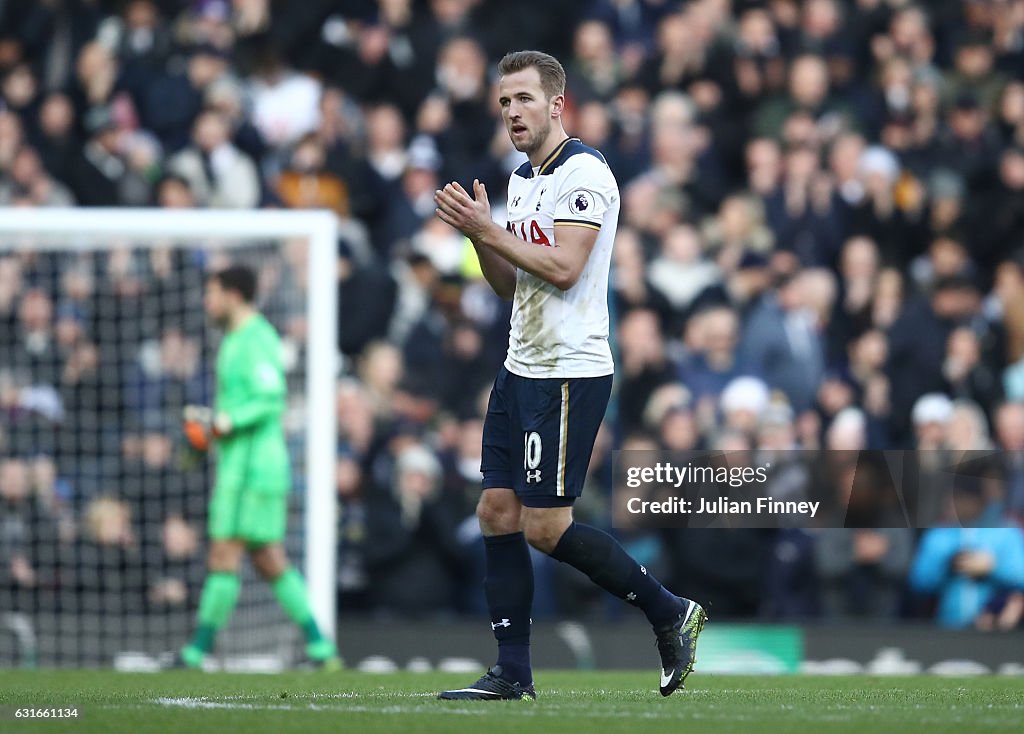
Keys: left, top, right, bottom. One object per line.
{"left": 536, "top": 188, "right": 546, "bottom": 211}
{"left": 511, "top": 195, "right": 522, "bottom": 207}
{"left": 570, "top": 190, "right": 593, "bottom": 214}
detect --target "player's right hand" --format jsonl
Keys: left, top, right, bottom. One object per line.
{"left": 183, "top": 405, "right": 214, "bottom": 452}
{"left": 435, "top": 179, "right": 492, "bottom": 241}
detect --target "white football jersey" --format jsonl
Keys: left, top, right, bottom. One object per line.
{"left": 503, "top": 137, "right": 620, "bottom": 378}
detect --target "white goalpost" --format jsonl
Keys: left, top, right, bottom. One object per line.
{"left": 0, "top": 208, "right": 337, "bottom": 668}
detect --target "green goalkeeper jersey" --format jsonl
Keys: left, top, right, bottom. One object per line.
{"left": 214, "top": 312, "right": 290, "bottom": 496}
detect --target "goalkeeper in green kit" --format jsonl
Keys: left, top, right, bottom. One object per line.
{"left": 177, "top": 265, "right": 339, "bottom": 670}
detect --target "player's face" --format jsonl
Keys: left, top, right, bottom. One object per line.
{"left": 204, "top": 279, "right": 231, "bottom": 326}
{"left": 499, "top": 67, "right": 560, "bottom": 156}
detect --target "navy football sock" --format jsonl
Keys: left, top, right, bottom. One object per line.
{"left": 550, "top": 522, "right": 683, "bottom": 627}
{"left": 484, "top": 532, "right": 534, "bottom": 685}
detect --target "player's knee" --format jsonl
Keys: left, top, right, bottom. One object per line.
{"left": 208, "top": 541, "right": 243, "bottom": 572}
{"left": 249, "top": 545, "right": 287, "bottom": 580}
{"left": 522, "top": 522, "right": 559, "bottom": 554}
{"left": 522, "top": 514, "right": 568, "bottom": 554}
{"left": 476, "top": 491, "right": 520, "bottom": 535}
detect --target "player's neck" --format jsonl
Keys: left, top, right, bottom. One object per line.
{"left": 227, "top": 305, "right": 256, "bottom": 332}
{"left": 528, "top": 130, "right": 571, "bottom": 169}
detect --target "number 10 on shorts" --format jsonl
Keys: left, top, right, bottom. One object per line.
{"left": 524, "top": 431, "right": 542, "bottom": 484}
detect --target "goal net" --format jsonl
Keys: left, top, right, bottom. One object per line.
{"left": 0, "top": 208, "right": 337, "bottom": 670}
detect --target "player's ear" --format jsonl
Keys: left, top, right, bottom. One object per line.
{"left": 550, "top": 93, "right": 565, "bottom": 120}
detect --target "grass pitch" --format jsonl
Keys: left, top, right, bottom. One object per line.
{"left": 1, "top": 669, "right": 1021, "bottom": 734}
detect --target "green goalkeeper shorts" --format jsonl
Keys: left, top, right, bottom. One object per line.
{"left": 208, "top": 484, "right": 288, "bottom": 545}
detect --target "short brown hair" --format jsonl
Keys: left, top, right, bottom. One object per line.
{"left": 497, "top": 50, "right": 566, "bottom": 99}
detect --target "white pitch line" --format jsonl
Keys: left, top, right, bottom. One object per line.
{"left": 152, "top": 698, "right": 493, "bottom": 716}
{"left": 149, "top": 697, "right": 744, "bottom": 720}
{"left": 154, "top": 698, "right": 293, "bottom": 711}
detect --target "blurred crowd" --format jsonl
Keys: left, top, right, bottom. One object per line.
{"left": 3, "top": 0, "right": 1024, "bottom": 645}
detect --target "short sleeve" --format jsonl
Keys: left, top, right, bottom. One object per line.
{"left": 553, "top": 156, "right": 616, "bottom": 231}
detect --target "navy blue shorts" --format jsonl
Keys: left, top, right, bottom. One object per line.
{"left": 481, "top": 366, "right": 612, "bottom": 507}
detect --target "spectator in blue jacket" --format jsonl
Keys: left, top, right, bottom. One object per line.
{"left": 909, "top": 475, "right": 1024, "bottom": 628}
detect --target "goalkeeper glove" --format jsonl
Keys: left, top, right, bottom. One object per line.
{"left": 182, "top": 406, "right": 232, "bottom": 452}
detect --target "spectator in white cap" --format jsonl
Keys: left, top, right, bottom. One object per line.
{"left": 720, "top": 376, "right": 771, "bottom": 436}
{"left": 858, "top": 145, "right": 900, "bottom": 183}
{"left": 826, "top": 407, "right": 867, "bottom": 451}
{"left": 912, "top": 392, "right": 953, "bottom": 450}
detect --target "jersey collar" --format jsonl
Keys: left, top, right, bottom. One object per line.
{"left": 536, "top": 137, "right": 577, "bottom": 177}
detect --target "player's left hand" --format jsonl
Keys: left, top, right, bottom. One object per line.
{"left": 183, "top": 405, "right": 215, "bottom": 452}
{"left": 435, "top": 179, "right": 492, "bottom": 241}
{"left": 183, "top": 405, "right": 232, "bottom": 451}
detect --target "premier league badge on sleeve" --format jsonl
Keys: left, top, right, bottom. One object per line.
{"left": 569, "top": 190, "right": 593, "bottom": 215}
